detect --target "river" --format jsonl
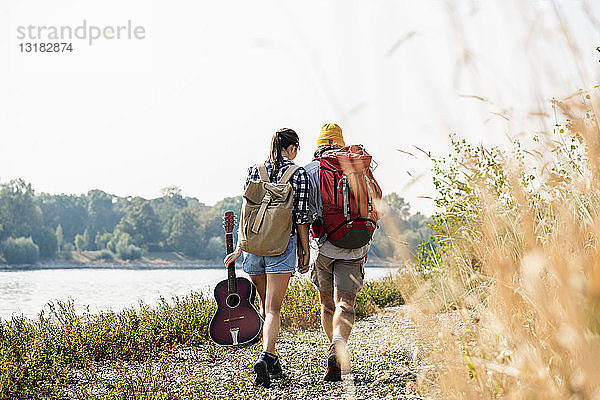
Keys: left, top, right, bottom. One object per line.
{"left": 0, "top": 265, "right": 399, "bottom": 320}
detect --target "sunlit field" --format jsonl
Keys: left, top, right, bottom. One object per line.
{"left": 400, "top": 91, "right": 600, "bottom": 398}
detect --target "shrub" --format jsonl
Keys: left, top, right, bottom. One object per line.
{"left": 95, "top": 232, "right": 112, "bottom": 250}
{"left": 281, "top": 276, "right": 404, "bottom": 330}
{"left": 107, "top": 230, "right": 131, "bottom": 254}
{"left": 281, "top": 278, "right": 321, "bottom": 330}
{"left": 0, "top": 237, "right": 39, "bottom": 264}
{"left": 0, "top": 292, "right": 215, "bottom": 399}
{"left": 0, "top": 274, "right": 401, "bottom": 398}
{"left": 411, "top": 94, "right": 600, "bottom": 398}
{"left": 92, "top": 249, "right": 115, "bottom": 261}
{"left": 355, "top": 275, "right": 404, "bottom": 316}
{"left": 116, "top": 243, "right": 142, "bottom": 260}
{"left": 32, "top": 226, "right": 58, "bottom": 258}
{"left": 58, "top": 250, "right": 73, "bottom": 261}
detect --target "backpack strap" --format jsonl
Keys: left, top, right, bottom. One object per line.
{"left": 251, "top": 191, "right": 272, "bottom": 234}
{"left": 365, "top": 175, "right": 374, "bottom": 217}
{"left": 278, "top": 165, "right": 300, "bottom": 184}
{"left": 257, "top": 163, "right": 270, "bottom": 182}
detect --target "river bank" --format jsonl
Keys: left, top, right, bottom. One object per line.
{"left": 0, "top": 251, "right": 401, "bottom": 270}
{"left": 0, "top": 265, "right": 399, "bottom": 320}
{"left": 60, "top": 306, "right": 428, "bottom": 400}
{"left": 0, "top": 276, "right": 407, "bottom": 399}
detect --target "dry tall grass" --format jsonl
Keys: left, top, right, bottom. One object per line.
{"left": 405, "top": 91, "right": 600, "bottom": 399}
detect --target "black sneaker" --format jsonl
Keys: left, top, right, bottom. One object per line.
{"left": 253, "top": 356, "right": 270, "bottom": 388}
{"left": 268, "top": 356, "right": 283, "bottom": 379}
{"left": 258, "top": 351, "right": 283, "bottom": 379}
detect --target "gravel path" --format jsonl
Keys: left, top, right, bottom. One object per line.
{"left": 62, "top": 306, "right": 429, "bottom": 400}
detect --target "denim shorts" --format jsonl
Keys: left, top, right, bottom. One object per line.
{"left": 242, "top": 235, "right": 297, "bottom": 276}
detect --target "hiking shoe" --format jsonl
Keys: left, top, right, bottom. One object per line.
{"left": 268, "top": 356, "right": 283, "bottom": 379}
{"left": 260, "top": 351, "right": 283, "bottom": 379}
{"left": 323, "top": 346, "right": 342, "bottom": 382}
{"left": 334, "top": 338, "right": 352, "bottom": 373}
{"left": 253, "top": 357, "right": 270, "bottom": 388}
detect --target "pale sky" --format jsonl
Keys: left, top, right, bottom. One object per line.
{"left": 1, "top": 0, "right": 598, "bottom": 215}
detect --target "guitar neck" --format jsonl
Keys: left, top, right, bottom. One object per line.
{"left": 226, "top": 232, "right": 237, "bottom": 293}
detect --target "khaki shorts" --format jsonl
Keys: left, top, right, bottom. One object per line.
{"left": 310, "top": 253, "right": 366, "bottom": 294}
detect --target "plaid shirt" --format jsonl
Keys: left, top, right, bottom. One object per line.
{"left": 245, "top": 158, "right": 310, "bottom": 233}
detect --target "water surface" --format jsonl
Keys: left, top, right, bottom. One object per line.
{"left": 0, "top": 265, "right": 398, "bottom": 320}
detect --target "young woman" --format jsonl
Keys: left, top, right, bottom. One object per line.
{"left": 224, "top": 128, "right": 311, "bottom": 388}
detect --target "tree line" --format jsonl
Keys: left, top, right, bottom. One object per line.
{"left": 0, "top": 178, "right": 431, "bottom": 265}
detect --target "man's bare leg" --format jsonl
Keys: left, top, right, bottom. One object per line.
{"left": 331, "top": 289, "right": 356, "bottom": 372}
{"left": 319, "top": 290, "right": 335, "bottom": 342}
{"left": 332, "top": 289, "right": 356, "bottom": 341}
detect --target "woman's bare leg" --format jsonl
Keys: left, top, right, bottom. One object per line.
{"left": 262, "top": 272, "right": 291, "bottom": 354}
{"left": 249, "top": 274, "right": 267, "bottom": 319}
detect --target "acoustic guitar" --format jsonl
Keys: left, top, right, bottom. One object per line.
{"left": 209, "top": 211, "right": 263, "bottom": 347}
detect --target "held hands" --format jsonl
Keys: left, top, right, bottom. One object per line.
{"left": 223, "top": 247, "right": 242, "bottom": 267}
{"left": 297, "top": 246, "right": 310, "bottom": 274}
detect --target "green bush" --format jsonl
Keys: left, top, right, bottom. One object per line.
{"left": 281, "top": 278, "right": 321, "bottom": 330}
{"left": 355, "top": 275, "right": 404, "bottom": 317}
{"left": 116, "top": 243, "right": 142, "bottom": 260}
{"left": 95, "top": 232, "right": 112, "bottom": 250}
{"left": 0, "top": 292, "right": 215, "bottom": 399}
{"left": 0, "top": 237, "right": 39, "bottom": 264}
{"left": 58, "top": 249, "right": 73, "bottom": 261}
{"left": 0, "top": 276, "right": 402, "bottom": 398}
{"left": 32, "top": 226, "right": 58, "bottom": 258}
{"left": 280, "top": 275, "right": 404, "bottom": 330}
{"left": 92, "top": 249, "right": 115, "bottom": 261}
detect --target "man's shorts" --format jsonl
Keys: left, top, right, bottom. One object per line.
{"left": 242, "top": 235, "right": 297, "bottom": 276}
{"left": 310, "top": 253, "right": 365, "bottom": 294}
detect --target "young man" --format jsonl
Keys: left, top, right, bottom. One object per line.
{"left": 302, "top": 123, "right": 370, "bottom": 382}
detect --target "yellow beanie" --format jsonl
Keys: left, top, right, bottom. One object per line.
{"left": 316, "top": 123, "right": 345, "bottom": 148}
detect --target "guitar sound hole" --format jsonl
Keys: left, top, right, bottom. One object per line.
{"left": 226, "top": 293, "right": 240, "bottom": 308}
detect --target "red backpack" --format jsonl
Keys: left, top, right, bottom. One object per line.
{"left": 311, "top": 145, "right": 382, "bottom": 248}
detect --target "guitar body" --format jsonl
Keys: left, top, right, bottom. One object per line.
{"left": 208, "top": 211, "right": 263, "bottom": 347}
{"left": 209, "top": 277, "right": 262, "bottom": 346}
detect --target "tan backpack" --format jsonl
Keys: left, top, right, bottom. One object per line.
{"left": 238, "top": 163, "right": 300, "bottom": 256}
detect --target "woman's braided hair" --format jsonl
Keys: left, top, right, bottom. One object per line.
{"left": 269, "top": 128, "right": 299, "bottom": 180}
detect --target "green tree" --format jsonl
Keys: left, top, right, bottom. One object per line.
{"left": 212, "top": 196, "right": 243, "bottom": 217}
{"left": 202, "top": 196, "right": 243, "bottom": 252}
{"left": 75, "top": 234, "right": 86, "bottom": 252}
{"left": 95, "top": 232, "right": 112, "bottom": 250}
{"left": 117, "top": 197, "right": 163, "bottom": 250}
{"left": 383, "top": 193, "right": 411, "bottom": 221}
{"left": 82, "top": 228, "right": 92, "bottom": 251}
{"left": 32, "top": 227, "right": 57, "bottom": 258}
{"left": 37, "top": 193, "right": 88, "bottom": 243}
{"left": 167, "top": 207, "right": 203, "bottom": 257}
{"left": 107, "top": 230, "right": 131, "bottom": 253}
{"left": 0, "top": 179, "right": 43, "bottom": 241}
{"left": 56, "top": 224, "right": 64, "bottom": 251}
{"left": 151, "top": 186, "right": 199, "bottom": 248}
{"left": 370, "top": 230, "right": 395, "bottom": 259}
{"left": 86, "top": 190, "right": 123, "bottom": 244}
{"left": 204, "top": 236, "right": 225, "bottom": 259}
